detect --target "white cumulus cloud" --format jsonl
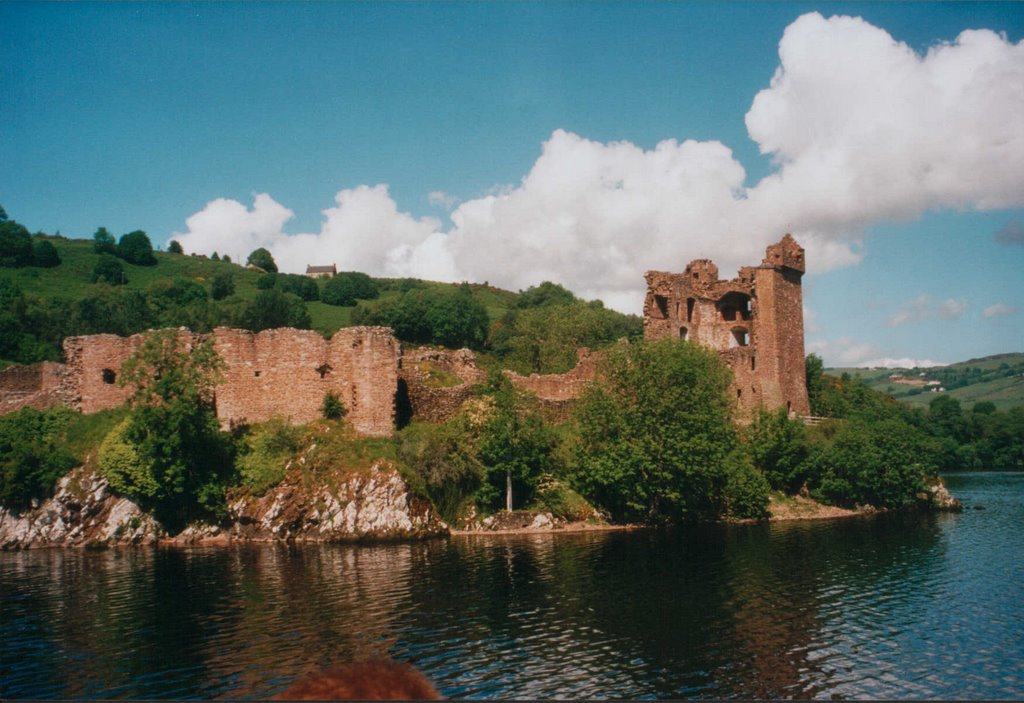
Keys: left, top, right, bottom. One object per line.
{"left": 171, "top": 12, "right": 1024, "bottom": 313}
{"left": 888, "top": 294, "right": 968, "bottom": 327}
{"left": 983, "top": 302, "right": 1018, "bottom": 318}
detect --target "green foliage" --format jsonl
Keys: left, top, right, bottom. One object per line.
{"left": 167, "top": 240, "right": 184, "bottom": 255}
{"left": 110, "top": 330, "right": 235, "bottom": 530}
{"left": 0, "top": 220, "right": 34, "bottom": 268}
{"left": 278, "top": 273, "right": 320, "bottom": 301}
{"left": 395, "top": 420, "right": 484, "bottom": 523}
{"left": 491, "top": 300, "right": 643, "bottom": 374}
{"left": 99, "top": 418, "right": 158, "bottom": 500}
{"left": 256, "top": 272, "right": 277, "bottom": 290}
{"left": 93, "top": 227, "right": 117, "bottom": 255}
{"left": 0, "top": 407, "right": 79, "bottom": 510}
{"left": 32, "top": 239, "right": 61, "bottom": 268}
{"left": 723, "top": 450, "right": 771, "bottom": 519}
{"left": 322, "top": 391, "right": 347, "bottom": 420}
{"left": 534, "top": 476, "right": 595, "bottom": 521}
{"left": 321, "top": 271, "right": 379, "bottom": 306}
{"left": 571, "top": 338, "right": 739, "bottom": 523}
{"left": 474, "top": 375, "right": 558, "bottom": 512}
{"left": 117, "top": 230, "right": 157, "bottom": 266}
{"left": 246, "top": 247, "right": 278, "bottom": 273}
{"left": 211, "top": 272, "right": 235, "bottom": 301}
{"left": 354, "top": 285, "right": 490, "bottom": 349}
{"left": 211, "top": 252, "right": 220, "bottom": 261}
{"left": 747, "top": 407, "right": 811, "bottom": 493}
{"left": 91, "top": 254, "right": 126, "bottom": 285}
{"left": 807, "top": 417, "right": 931, "bottom": 508}
{"left": 517, "top": 281, "right": 576, "bottom": 308}
{"left": 72, "top": 286, "right": 152, "bottom": 335}
{"left": 235, "top": 419, "right": 303, "bottom": 495}
{"left": 240, "top": 289, "right": 311, "bottom": 331}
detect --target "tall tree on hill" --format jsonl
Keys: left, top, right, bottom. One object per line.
{"left": 93, "top": 227, "right": 117, "bottom": 255}
{"left": 117, "top": 230, "right": 157, "bottom": 266}
{"left": 246, "top": 247, "right": 278, "bottom": 273}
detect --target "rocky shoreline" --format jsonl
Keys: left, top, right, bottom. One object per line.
{"left": 0, "top": 467, "right": 963, "bottom": 550}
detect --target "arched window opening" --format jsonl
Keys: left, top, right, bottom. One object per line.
{"left": 679, "top": 326, "right": 688, "bottom": 341}
{"left": 101, "top": 368, "right": 116, "bottom": 385}
{"left": 686, "top": 298, "right": 695, "bottom": 322}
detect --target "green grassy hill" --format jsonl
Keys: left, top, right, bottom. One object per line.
{"left": 1, "top": 234, "right": 639, "bottom": 374}
{"left": 828, "top": 353, "right": 1024, "bottom": 410}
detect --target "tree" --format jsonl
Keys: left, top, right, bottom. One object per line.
{"left": 32, "top": 239, "right": 61, "bottom": 268}
{"left": 167, "top": 240, "right": 184, "bottom": 254}
{"left": 474, "top": 375, "right": 557, "bottom": 512}
{"left": 241, "top": 289, "right": 310, "bottom": 331}
{"left": 211, "top": 272, "right": 235, "bottom": 301}
{"left": 747, "top": 407, "right": 811, "bottom": 493}
{"left": 0, "top": 407, "right": 78, "bottom": 510}
{"left": 517, "top": 281, "right": 576, "bottom": 308}
{"left": 211, "top": 251, "right": 220, "bottom": 261}
{"left": 571, "top": 337, "right": 754, "bottom": 522}
{"left": 100, "top": 330, "right": 234, "bottom": 531}
{"left": 117, "top": 230, "right": 157, "bottom": 266}
{"left": 93, "top": 227, "right": 117, "bottom": 255}
{"left": 0, "top": 204, "right": 7, "bottom": 221}
{"left": 278, "top": 273, "right": 320, "bottom": 301}
{"left": 246, "top": 247, "right": 278, "bottom": 273}
{"left": 321, "top": 271, "right": 378, "bottom": 306}
{"left": 353, "top": 286, "right": 490, "bottom": 349}
{"left": 0, "top": 220, "right": 34, "bottom": 267}
{"left": 92, "top": 254, "right": 126, "bottom": 285}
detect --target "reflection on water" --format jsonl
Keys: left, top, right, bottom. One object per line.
{"left": 2, "top": 472, "right": 1022, "bottom": 699}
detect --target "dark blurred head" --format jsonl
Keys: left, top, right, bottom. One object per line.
{"left": 277, "top": 659, "right": 442, "bottom": 701}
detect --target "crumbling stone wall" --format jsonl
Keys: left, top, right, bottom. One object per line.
{"left": 504, "top": 348, "right": 602, "bottom": 401}
{"left": 62, "top": 333, "right": 152, "bottom": 414}
{"left": 59, "top": 327, "right": 398, "bottom": 436}
{"left": 398, "top": 347, "right": 486, "bottom": 423}
{"left": 0, "top": 361, "right": 67, "bottom": 414}
{"left": 643, "top": 234, "right": 809, "bottom": 416}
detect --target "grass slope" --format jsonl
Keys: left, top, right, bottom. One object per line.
{"left": 2, "top": 236, "right": 521, "bottom": 339}
{"left": 828, "top": 352, "right": 1024, "bottom": 410}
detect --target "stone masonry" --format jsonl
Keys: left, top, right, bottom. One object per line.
{"left": 643, "top": 234, "right": 809, "bottom": 415}
{"left": 0, "top": 361, "right": 66, "bottom": 415}
{"left": 58, "top": 326, "right": 398, "bottom": 436}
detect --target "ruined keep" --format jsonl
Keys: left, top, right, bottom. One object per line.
{"left": 643, "top": 234, "right": 809, "bottom": 416}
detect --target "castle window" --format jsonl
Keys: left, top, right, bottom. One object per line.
{"left": 679, "top": 326, "right": 688, "bottom": 341}
{"left": 751, "top": 356, "right": 756, "bottom": 371}
{"left": 693, "top": 272, "right": 699, "bottom": 281}
{"left": 254, "top": 370, "right": 261, "bottom": 378}
{"left": 736, "top": 389, "right": 742, "bottom": 399}
{"left": 730, "top": 328, "right": 749, "bottom": 347}
{"left": 687, "top": 298, "right": 695, "bottom": 322}
{"left": 101, "top": 368, "right": 116, "bottom": 385}
{"left": 718, "top": 292, "right": 752, "bottom": 322}
{"left": 316, "top": 363, "right": 333, "bottom": 379}
{"left": 653, "top": 295, "right": 669, "bottom": 319}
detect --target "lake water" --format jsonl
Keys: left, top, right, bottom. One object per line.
{"left": 2, "top": 471, "right": 1022, "bottom": 699}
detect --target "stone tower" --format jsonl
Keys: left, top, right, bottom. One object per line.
{"left": 643, "top": 234, "right": 809, "bottom": 416}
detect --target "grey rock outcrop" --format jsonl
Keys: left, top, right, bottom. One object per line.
{"left": 0, "top": 467, "right": 163, "bottom": 549}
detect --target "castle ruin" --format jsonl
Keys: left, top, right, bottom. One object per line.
{"left": 643, "top": 234, "right": 809, "bottom": 416}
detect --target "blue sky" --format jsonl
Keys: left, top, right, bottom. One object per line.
{"left": 2, "top": 1, "right": 1022, "bottom": 367}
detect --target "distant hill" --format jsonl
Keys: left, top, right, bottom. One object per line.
{"left": 827, "top": 353, "right": 1024, "bottom": 411}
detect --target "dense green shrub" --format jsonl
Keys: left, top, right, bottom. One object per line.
{"left": 353, "top": 285, "right": 489, "bottom": 349}
{"left": 32, "top": 239, "right": 61, "bottom": 268}
{"left": 167, "top": 240, "right": 184, "bottom": 254}
{"left": 211, "top": 272, "right": 235, "bottom": 301}
{"left": 571, "top": 338, "right": 741, "bottom": 523}
{"left": 395, "top": 420, "right": 484, "bottom": 524}
{"left": 93, "top": 227, "right": 117, "bottom": 255}
{"left": 117, "top": 230, "right": 157, "bottom": 266}
{"left": 321, "top": 272, "right": 379, "bottom": 306}
{"left": 239, "top": 289, "right": 311, "bottom": 332}
{"left": 0, "top": 408, "right": 79, "bottom": 510}
{"left": 322, "top": 391, "right": 347, "bottom": 420}
{"left": 278, "top": 274, "right": 320, "bottom": 302}
{"left": 747, "top": 407, "right": 811, "bottom": 493}
{"left": 256, "top": 273, "right": 277, "bottom": 290}
{"left": 0, "top": 220, "right": 34, "bottom": 267}
{"left": 516, "top": 281, "right": 576, "bottom": 308}
{"left": 91, "top": 254, "right": 126, "bottom": 285}
{"left": 105, "top": 330, "right": 235, "bottom": 530}
{"left": 235, "top": 419, "right": 303, "bottom": 495}
{"left": 246, "top": 247, "right": 277, "bottom": 273}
